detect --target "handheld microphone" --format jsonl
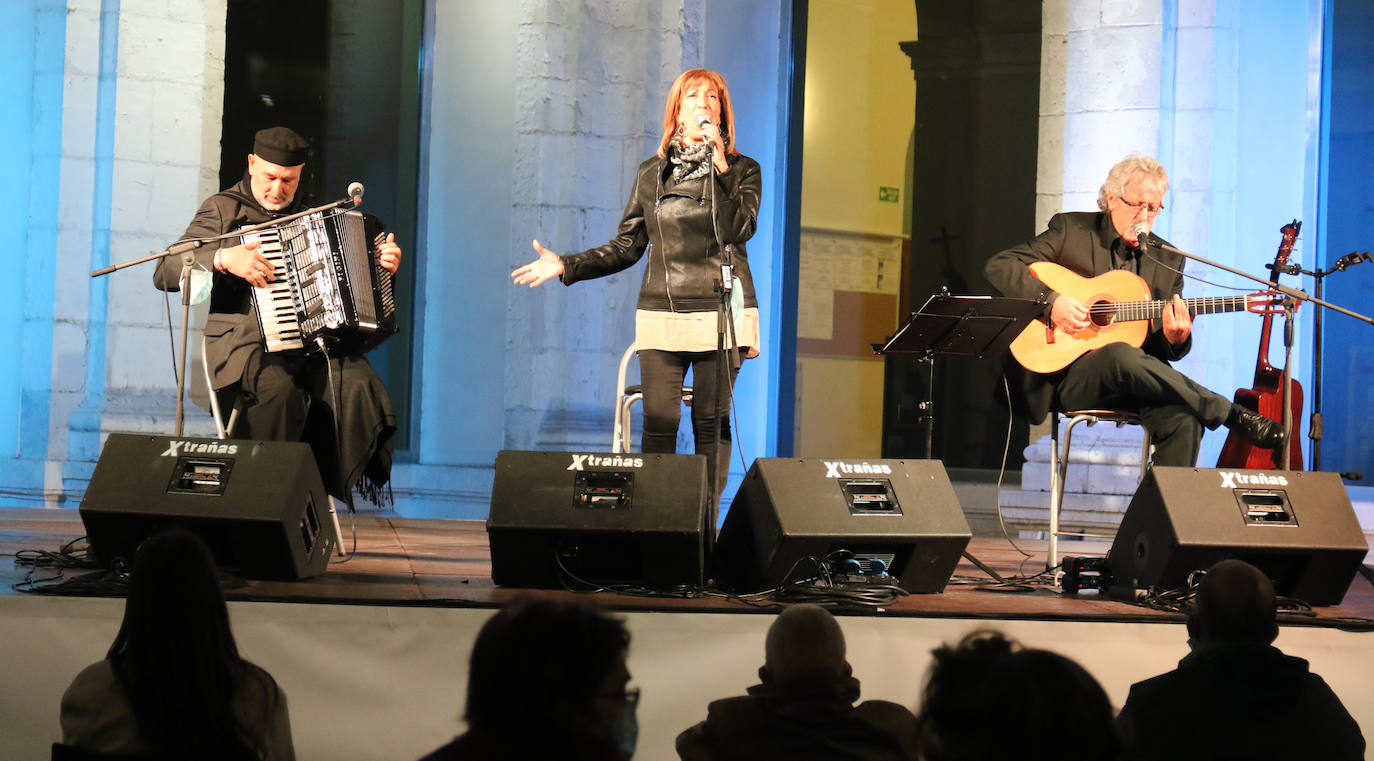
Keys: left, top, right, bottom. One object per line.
{"left": 347, "top": 182, "right": 365, "bottom": 205}
{"left": 696, "top": 113, "right": 713, "bottom": 130}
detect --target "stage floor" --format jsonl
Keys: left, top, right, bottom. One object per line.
{"left": 3, "top": 507, "right": 1371, "bottom": 628}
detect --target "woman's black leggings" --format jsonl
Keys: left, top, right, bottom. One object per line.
{"left": 637, "top": 349, "right": 740, "bottom": 496}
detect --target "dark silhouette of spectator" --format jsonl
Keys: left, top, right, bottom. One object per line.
{"left": 676, "top": 604, "right": 918, "bottom": 761}
{"left": 1117, "top": 559, "right": 1364, "bottom": 761}
{"left": 58, "top": 528, "right": 294, "bottom": 759}
{"left": 419, "top": 597, "right": 638, "bottom": 761}
{"left": 913, "top": 629, "right": 1121, "bottom": 761}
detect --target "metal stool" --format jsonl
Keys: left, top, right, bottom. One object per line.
{"left": 1047, "top": 409, "right": 1152, "bottom": 570}
{"left": 202, "top": 335, "right": 241, "bottom": 439}
{"left": 611, "top": 343, "right": 692, "bottom": 453}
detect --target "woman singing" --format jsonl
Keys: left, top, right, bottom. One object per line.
{"left": 512, "top": 68, "right": 762, "bottom": 509}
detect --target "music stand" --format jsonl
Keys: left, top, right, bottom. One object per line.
{"left": 875, "top": 290, "right": 1042, "bottom": 582}
{"left": 876, "top": 291, "right": 1042, "bottom": 454}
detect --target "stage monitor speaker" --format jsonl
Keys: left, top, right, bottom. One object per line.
{"left": 1108, "top": 466, "right": 1369, "bottom": 606}
{"left": 713, "top": 458, "right": 972, "bottom": 593}
{"left": 79, "top": 433, "right": 333, "bottom": 580}
{"left": 487, "top": 450, "right": 708, "bottom": 588}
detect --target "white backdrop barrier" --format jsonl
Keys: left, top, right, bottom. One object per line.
{"left": 4, "top": 594, "right": 1372, "bottom": 760}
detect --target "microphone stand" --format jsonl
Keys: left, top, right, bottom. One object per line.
{"left": 704, "top": 134, "right": 740, "bottom": 560}
{"left": 89, "top": 194, "right": 362, "bottom": 437}
{"left": 1283, "top": 251, "right": 1372, "bottom": 470}
{"left": 1144, "top": 237, "right": 1374, "bottom": 470}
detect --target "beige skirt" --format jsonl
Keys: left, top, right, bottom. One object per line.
{"left": 634, "top": 308, "right": 760, "bottom": 358}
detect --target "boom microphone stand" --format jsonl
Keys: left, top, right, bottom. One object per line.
{"left": 1137, "top": 229, "right": 1374, "bottom": 470}
{"left": 1280, "top": 250, "right": 1372, "bottom": 471}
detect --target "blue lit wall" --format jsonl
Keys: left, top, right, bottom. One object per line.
{"left": 1, "top": 1, "right": 63, "bottom": 482}
{"left": 1194, "top": 0, "right": 1322, "bottom": 468}
{"left": 1316, "top": 0, "right": 1374, "bottom": 482}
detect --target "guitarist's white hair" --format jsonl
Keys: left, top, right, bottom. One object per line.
{"left": 1097, "top": 155, "right": 1170, "bottom": 210}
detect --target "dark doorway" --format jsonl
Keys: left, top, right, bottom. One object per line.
{"left": 221, "top": 0, "right": 423, "bottom": 455}
{"left": 885, "top": 1, "right": 1041, "bottom": 469}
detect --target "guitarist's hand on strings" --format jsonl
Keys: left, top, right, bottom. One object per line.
{"left": 1162, "top": 294, "right": 1193, "bottom": 345}
{"left": 1051, "top": 294, "right": 1091, "bottom": 336}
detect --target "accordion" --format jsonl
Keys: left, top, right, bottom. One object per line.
{"left": 242, "top": 209, "right": 397, "bottom": 355}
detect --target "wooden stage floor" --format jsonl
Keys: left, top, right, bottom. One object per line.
{"left": 3, "top": 507, "right": 1372, "bottom": 629}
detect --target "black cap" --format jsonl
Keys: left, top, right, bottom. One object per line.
{"left": 252, "top": 127, "right": 310, "bottom": 167}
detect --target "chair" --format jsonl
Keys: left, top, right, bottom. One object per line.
{"left": 202, "top": 335, "right": 241, "bottom": 439}
{"left": 1046, "top": 409, "right": 1152, "bottom": 571}
{"left": 611, "top": 343, "right": 692, "bottom": 453}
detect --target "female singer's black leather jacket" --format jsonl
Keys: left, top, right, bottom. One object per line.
{"left": 559, "top": 152, "right": 761, "bottom": 312}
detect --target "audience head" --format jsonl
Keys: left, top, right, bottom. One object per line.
{"left": 111, "top": 526, "right": 238, "bottom": 663}
{"left": 1187, "top": 559, "right": 1279, "bottom": 647}
{"left": 761, "top": 604, "right": 851, "bottom": 685}
{"left": 464, "top": 597, "right": 636, "bottom": 755}
{"left": 913, "top": 629, "right": 1121, "bottom": 761}
{"left": 107, "top": 527, "right": 264, "bottom": 760}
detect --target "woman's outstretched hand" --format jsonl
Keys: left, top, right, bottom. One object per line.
{"left": 512, "top": 239, "right": 565, "bottom": 287}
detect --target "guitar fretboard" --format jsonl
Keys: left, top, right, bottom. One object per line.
{"left": 1096, "top": 296, "right": 1253, "bottom": 323}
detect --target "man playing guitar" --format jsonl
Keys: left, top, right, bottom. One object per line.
{"left": 985, "top": 155, "right": 1283, "bottom": 466}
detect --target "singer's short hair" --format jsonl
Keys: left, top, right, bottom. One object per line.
{"left": 1098, "top": 155, "right": 1169, "bottom": 211}
{"left": 659, "top": 69, "right": 739, "bottom": 158}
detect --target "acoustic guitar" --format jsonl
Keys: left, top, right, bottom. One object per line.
{"left": 1216, "top": 221, "right": 1304, "bottom": 470}
{"left": 1008, "top": 261, "right": 1281, "bottom": 374}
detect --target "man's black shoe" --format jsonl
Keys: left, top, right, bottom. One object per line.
{"left": 1225, "top": 404, "right": 1285, "bottom": 449}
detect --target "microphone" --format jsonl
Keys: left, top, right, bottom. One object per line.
{"left": 696, "top": 113, "right": 713, "bottom": 131}
{"left": 1132, "top": 221, "right": 1153, "bottom": 246}
{"left": 347, "top": 182, "right": 365, "bottom": 205}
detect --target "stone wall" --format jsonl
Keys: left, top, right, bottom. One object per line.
{"left": 504, "top": 0, "right": 705, "bottom": 453}
{"left": 1, "top": 0, "right": 227, "bottom": 504}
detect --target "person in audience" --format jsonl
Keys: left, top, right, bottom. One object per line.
{"left": 419, "top": 597, "right": 638, "bottom": 761}
{"left": 912, "top": 629, "right": 1120, "bottom": 761}
{"left": 676, "top": 603, "right": 918, "bottom": 761}
{"left": 59, "top": 528, "right": 294, "bottom": 760}
{"left": 1117, "top": 559, "right": 1364, "bottom": 760}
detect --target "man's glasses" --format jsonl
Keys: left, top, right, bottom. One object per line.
{"left": 1117, "top": 196, "right": 1165, "bottom": 215}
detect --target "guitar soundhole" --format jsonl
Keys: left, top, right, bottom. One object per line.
{"left": 1089, "top": 299, "right": 1114, "bottom": 327}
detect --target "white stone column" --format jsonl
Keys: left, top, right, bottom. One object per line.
{"left": 40, "top": 1, "right": 227, "bottom": 494}
{"left": 100, "top": 0, "right": 227, "bottom": 436}
{"left": 503, "top": 0, "right": 705, "bottom": 452}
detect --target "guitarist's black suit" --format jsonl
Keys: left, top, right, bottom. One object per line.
{"left": 986, "top": 211, "right": 1233, "bottom": 466}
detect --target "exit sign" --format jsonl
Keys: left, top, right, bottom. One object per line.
{"left": 878, "top": 186, "right": 900, "bottom": 203}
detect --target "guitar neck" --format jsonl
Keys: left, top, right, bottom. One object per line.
{"left": 1110, "top": 296, "right": 1252, "bottom": 322}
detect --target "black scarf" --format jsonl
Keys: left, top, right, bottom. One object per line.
{"left": 668, "top": 137, "right": 713, "bottom": 183}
